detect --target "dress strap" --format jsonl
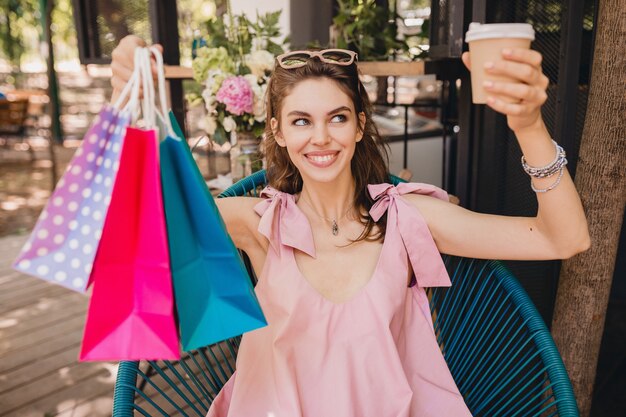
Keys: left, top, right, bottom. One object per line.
{"left": 253, "top": 186, "right": 316, "bottom": 258}
{"left": 368, "top": 183, "right": 451, "bottom": 288}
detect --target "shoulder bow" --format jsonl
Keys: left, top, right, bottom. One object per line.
{"left": 368, "top": 183, "right": 451, "bottom": 288}
{"left": 253, "top": 186, "right": 316, "bottom": 258}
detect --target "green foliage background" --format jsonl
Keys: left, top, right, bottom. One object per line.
{"left": 0, "top": 0, "right": 217, "bottom": 70}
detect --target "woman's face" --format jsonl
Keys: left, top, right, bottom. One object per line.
{"left": 271, "top": 77, "right": 365, "bottom": 186}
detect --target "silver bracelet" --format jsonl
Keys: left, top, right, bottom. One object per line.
{"left": 521, "top": 140, "right": 568, "bottom": 179}
{"left": 531, "top": 166, "right": 565, "bottom": 193}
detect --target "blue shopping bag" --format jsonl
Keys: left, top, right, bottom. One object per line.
{"left": 160, "top": 112, "right": 267, "bottom": 351}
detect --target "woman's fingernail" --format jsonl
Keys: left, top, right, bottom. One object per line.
{"left": 483, "top": 81, "right": 494, "bottom": 88}
{"left": 487, "top": 96, "right": 497, "bottom": 105}
{"left": 502, "top": 48, "right": 512, "bottom": 56}
{"left": 484, "top": 62, "right": 494, "bottom": 69}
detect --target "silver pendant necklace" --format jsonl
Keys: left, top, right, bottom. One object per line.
{"left": 299, "top": 195, "right": 354, "bottom": 236}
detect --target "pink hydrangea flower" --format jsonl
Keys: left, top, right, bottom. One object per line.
{"left": 216, "top": 76, "right": 254, "bottom": 116}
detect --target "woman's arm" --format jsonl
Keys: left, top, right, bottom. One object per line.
{"left": 215, "top": 197, "right": 268, "bottom": 254}
{"left": 405, "top": 192, "right": 589, "bottom": 260}
{"left": 406, "top": 48, "right": 590, "bottom": 260}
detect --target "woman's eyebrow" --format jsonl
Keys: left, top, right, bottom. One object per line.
{"left": 328, "top": 106, "right": 351, "bottom": 115}
{"left": 286, "top": 106, "right": 352, "bottom": 117}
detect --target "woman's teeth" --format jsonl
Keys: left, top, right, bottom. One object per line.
{"left": 308, "top": 154, "right": 335, "bottom": 162}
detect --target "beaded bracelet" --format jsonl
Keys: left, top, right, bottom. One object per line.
{"left": 531, "top": 166, "right": 565, "bottom": 193}
{"left": 522, "top": 139, "right": 568, "bottom": 193}
{"left": 521, "top": 140, "right": 567, "bottom": 179}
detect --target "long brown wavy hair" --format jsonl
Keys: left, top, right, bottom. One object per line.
{"left": 264, "top": 53, "right": 391, "bottom": 242}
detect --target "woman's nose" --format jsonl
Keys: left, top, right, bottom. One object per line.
{"left": 310, "top": 124, "right": 331, "bottom": 146}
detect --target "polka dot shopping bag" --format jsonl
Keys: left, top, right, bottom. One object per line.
{"left": 12, "top": 86, "right": 137, "bottom": 292}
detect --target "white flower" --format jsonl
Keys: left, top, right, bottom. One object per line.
{"left": 204, "top": 69, "right": 228, "bottom": 95}
{"left": 243, "top": 74, "right": 267, "bottom": 122}
{"left": 202, "top": 87, "right": 216, "bottom": 112}
{"left": 251, "top": 37, "right": 268, "bottom": 51}
{"left": 253, "top": 101, "right": 266, "bottom": 122}
{"left": 223, "top": 116, "right": 237, "bottom": 133}
{"left": 200, "top": 115, "right": 217, "bottom": 135}
{"left": 246, "top": 50, "right": 275, "bottom": 78}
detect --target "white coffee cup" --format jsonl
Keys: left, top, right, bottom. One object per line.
{"left": 465, "top": 23, "right": 535, "bottom": 104}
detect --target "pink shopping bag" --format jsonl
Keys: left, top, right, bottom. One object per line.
{"left": 79, "top": 126, "right": 179, "bottom": 361}
{"left": 12, "top": 106, "right": 129, "bottom": 292}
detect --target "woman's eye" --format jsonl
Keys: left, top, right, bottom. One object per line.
{"left": 331, "top": 114, "right": 347, "bottom": 123}
{"left": 293, "top": 118, "right": 309, "bottom": 126}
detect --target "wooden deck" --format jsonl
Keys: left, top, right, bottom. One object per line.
{"left": 0, "top": 234, "right": 115, "bottom": 417}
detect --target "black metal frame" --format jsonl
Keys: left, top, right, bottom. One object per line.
{"left": 149, "top": 0, "right": 186, "bottom": 133}
{"left": 71, "top": 0, "right": 108, "bottom": 65}
{"left": 428, "top": 0, "right": 467, "bottom": 59}
{"left": 71, "top": 0, "right": 186, "bottom": 132}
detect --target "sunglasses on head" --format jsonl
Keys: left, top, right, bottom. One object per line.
{"left": 276, "top": 49, "right": 358, "bottom": 69}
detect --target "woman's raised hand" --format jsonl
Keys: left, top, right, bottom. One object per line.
{"left": 462, "top": 49, "right": 549, "bottom": 134}
{"left": 110, "top": 35, "right": 163, "bottom": 103}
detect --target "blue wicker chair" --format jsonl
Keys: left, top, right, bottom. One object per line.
{"left": 112, "top": 170, "right": 579, "bottom": 417}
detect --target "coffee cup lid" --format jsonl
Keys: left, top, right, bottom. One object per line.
{"left": 465, "top": 22, "right": 535, "bottom": 42}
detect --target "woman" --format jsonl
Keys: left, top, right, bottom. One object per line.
{"left": 111, "top": 37, "right": 590, "bottom": 416}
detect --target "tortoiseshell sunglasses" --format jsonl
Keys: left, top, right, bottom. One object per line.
{"left": 276, "top": 49, "right": 358, "bottom": 69}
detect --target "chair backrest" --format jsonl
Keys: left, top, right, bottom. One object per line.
{"left": 0, "top": 98, "right": 29, "bottom": 135}
{"left": 112, "top": 170, "right": 579, "bottom": 417}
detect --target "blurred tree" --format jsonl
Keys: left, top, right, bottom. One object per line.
{"left": 331, "top": 0, "right": 407, "bottom": 60}
{"left": 95, "top": 0, "right": 150, "bottom": 58}
{"left": 551, "top": 0, "right": 626, "bottom": 415}
{"left": 0, "top": 0, "right": 80, "bottom": 68}
{"left": 50, "top": 0, "right": 78, "bottom": 62}
{"left": 0, "top": 0, "right": 39, "bottom": 68}
{"left": 178, "top": 0, "right": 221, "bottom": 64}
{"left": 41, "top": 0, "right": 63, "bottom": 144}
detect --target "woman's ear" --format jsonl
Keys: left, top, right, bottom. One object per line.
{"left": 270, "top": 117, "right": 286, "bottom": 147}
{"left": 356, "top": 112, "right": 366, "bottom": 142}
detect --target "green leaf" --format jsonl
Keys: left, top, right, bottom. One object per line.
{"left": 212, "top": 127, "right": 228, "bottom": 145}
{"left": 266, "top": 41, "right": 284, "bottom": 56}
{"left": 252, "top": 124, "right": 265, "bottom": 137}
{"left": 333, "top": 14, "right": 348, "bottom": 26}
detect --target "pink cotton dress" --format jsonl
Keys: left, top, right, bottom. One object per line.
{"left": 207, "top": 182, "right": 473, "bottom": 417}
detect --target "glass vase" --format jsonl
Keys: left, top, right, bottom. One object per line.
{"left": 230, "top": 131, "right": 263, "bottom": 182}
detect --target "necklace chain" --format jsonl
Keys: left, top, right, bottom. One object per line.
{"left": 298, "top": 194, "right": 354, "bottom": 236}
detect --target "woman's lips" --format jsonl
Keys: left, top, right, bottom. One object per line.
{"left": 304, "top": 151, "right": 339, "bottom": 168}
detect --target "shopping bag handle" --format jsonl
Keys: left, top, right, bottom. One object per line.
{"left": 111, "top": 47, "right": 144, "bottom": 124}
{"left": 111, "top": 46, "right": 176, "bottom": 138}
{"left": 137, "top": 47, "right": 176, "bottom": 138}
{"left": 139, "top": 47, "right": 156, "bottom": 128}
{"left": 112, "top": 70, "right": 138, "bottom": 111}
{"left": 112, "top": 47, "right": 143, "bottom": 114}
{"left": 151, "top": 47, "right": 175, "bottom": 138}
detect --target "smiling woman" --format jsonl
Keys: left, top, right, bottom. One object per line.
{"left": 264, "top": 56, "right": 390, "bottom": 244}
{"left": 109, "top": 37, "right": 590, "bottom": 416}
